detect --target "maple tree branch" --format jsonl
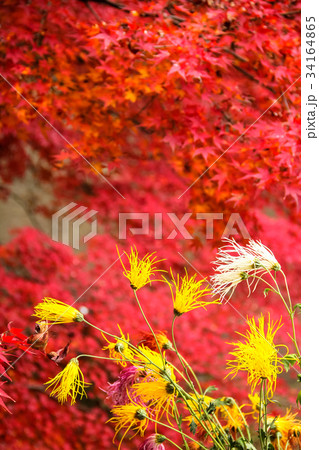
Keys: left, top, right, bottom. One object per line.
{"left": 282, "top": 92, "right": 290, "bottom": 111}
{"left": 165, "top": 2, "right": 186, "bottom": 24}
{"left": 232, "top": 63, "right": 276, "bottom": 94}
{"left": 223, "top": 47, "right": 249, "bottom": 63}
{"left": 79, "top": 0, "right": 182, "bottom": 21}
{"left": 222, "top": 46, "right": 277, "bottom": 94}
{"left": 84, "top": 1, "right": 104, "bottom": 22}
{"left": 281, "top": 9, "right": 301, "bottom": 17}
{"left": 232, "top": 63, "right": 258, "bottom": 82}
{"left": 81, "top": 0, "right": 160, "bottom": 18}
{"left": 81, "top": 0, "right": 128, "bottom": 11}
{"left": 133, "top": 94, "right": 158, "bottom": 120}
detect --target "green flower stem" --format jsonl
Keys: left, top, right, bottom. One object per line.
{"left": 84, "top": 320, "right": 223, "bottom": 449}
{"left": 84, "top": 319, "right": 167, "bottom": 371}
{"left": 231, "top": 398, "right": 252, "bottom": 442}
{"left": 211, "top": 413, "right": 229, "bottom": 442}
{"left": 84, "top": 319, "right": 195, "bottom": 391}
{"left": 173, "top": 403, "right": 189, "bottom": 450}
{"left": 171, "top": 317, "right": 226, "bottom": 448}
{"left": 171, "top": 317, "right": 203, "bottom": 398}
{"left": 276, "top": 433, "right": 283, "bottom": 449}
{"left": 84, "top": 319, "right": 134, "bottom": 348}
{"left": 259, "top": 380, "right": 265, "bottom": 450}
{"left": 263, "top": 379, "right": 269, "bottom": 449}
{"left": 287, "top": 309, "right": 301, "bottom": 364}
{"left": 279, "top": 270, "right": 293, "bottom": 310}
{"left": 133, "top": 290, "right": 164, "bottom": 361}
{"left": 84, "top": 318, "right": 230, "bottom": 450}
{"left": 193, "top": 396, "right": 228, "bottom": 447}
{"left": 253, "top": 271, "right": 301, "bottom": 364}
{"left": 279, "top": 270, "right": 301, "bottom": 361}
{"left": 171, "top": 363, "right": 198, "bottom": 387}
{"left": 179, "top": 353, "right": 203, "bottom": 395}
{"left": 170, "top": 378, "right": 226, "bottom": 448}
{"left": 262, "top": 270, "right": 301, "bottom": 363}
{"left": 78, "top": 336, "right": 211, "bottom": 448}
{"left": 163, "top": 436, "right": 184, "bottom": 450}
{"left": 84, "top": 319, "right": 221, "bottom": 447}
{"left": 83, "top": 319, "right": 160, "bottom": 367}
{"left": 171, "top": 316, "right": 200, "bottom": 393}
{"left": 258, "top": 379, "right": 269, "bottom": 450}
{"left": 221, "top": 405, "right": 247, "bottom": 448}
{"left": 147, "top": 416, "right": 208, "bottom": 450}
{"left": 197, "top": 401, "right": 229, "bottom": 446}
{"left": 267, "top": 271, "right": 300, "bottom": 361}
{"left": 77, "top": 354, "right": 139, "bottom": 364}
{"left": 169, "top": 380, "right": 224, "bottom": 448}
{"left": 252, "top": 275, "right": 286, "bottom": 304}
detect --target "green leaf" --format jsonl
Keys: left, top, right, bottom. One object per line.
{"left": 282, "top": 354, "right": 298, "bottom": 372}
{"left": 231, "top": 438, "right": 257, "bottom": 449}
{"left": 293, "top": 303, "right": 301, "bottom": 312}
{"left": 231, "top": 438, "right": 244, "bottom": 449}
{"left": 296, "top": 390, "right": 301, "bottom": 407}
{"left": 264, "top": 288, "right": 271, "bottom": 297}
{"left": 189, "top": 419, "right": 197, "bottom": 435}
{"left": 206, "top": 401, "right": 216, "bottom": 414}
{"left": 258, "top": 429, "right": 267, "bottom": 440}
{"left": 223, "top": 397, "right": 235, "bottom": 407}
{"left": 207, "top": 397, "right": 236, "bottom": 415}
{"left": 204, "top": 385, "right": 218, "bottom": 396}
{"left": 267, "top": 416, "right": 278, "bottom": 430}
{"left": 245, "top": 443, "right": 258, "bottom": 450}
{"left": 212, "top": 398, "right": 227, "bottom": 407}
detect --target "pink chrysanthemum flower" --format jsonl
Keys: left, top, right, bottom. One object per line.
{"left": 138, "top": 434, "right": 166, "bottom": 450}
{"left": 103, "top": 366, "right": 139, "bottom": 405}
{"left": 103, "top": 366, "right": 146, "bottom": 405}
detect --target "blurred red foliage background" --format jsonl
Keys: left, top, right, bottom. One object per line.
{"left": 0, "top": 0, "right": 300, "bottom": 448}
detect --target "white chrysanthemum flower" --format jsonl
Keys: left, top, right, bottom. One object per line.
{"left": 213, "top": 239, "right": 256, "bottom": 274}
{"left": 211, "top": 269, "right": 249, "bottom": 302}
{"left": 246, "top": 240, "right": 281, "bottom": 272}
{"left": 211, "top": 238, "right": 281, "bottom": 302}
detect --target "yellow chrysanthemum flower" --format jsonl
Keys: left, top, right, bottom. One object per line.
{"left": 118, "top": 246, "right": 165, "bottom": 290}
{"left": 102, "top": 325, "right": 134, "bottom": 367}
{"left": 268, "top": 410, "right": 301, "bottom": 449}
{"left": 226, "top": 315, "right": 287, "bottom": 397}
{"left": 33, "top": 297, "right": 84, "bottom": 324}
{"left": 219, "top": 398, "right": 245, "bottom": 433}
{"left": 184, "top": 393, "right": 214, "bottom": 426}
{"left": 44, "top": 358, "right": 90, "bottom": 405}
{"left": 132, "top": 374, "right": 177, "bottom": 423}
{"left": 134, "top": 345, "right": 171, "bottom": 378}
{"left": 243, "top": 393, "right": 260, "bottom": 420}
{"left": 108, "top": 399, "right": 149, "bottom": 449}
{"left": 187, "top": 393, "right": 213, "bottom": 410}
{"left": 189, "top": 442, "right": 207, "bottom": 450}
{"left": 164, "top": 268, "right": 220, "bottom": 316}
{"left": 183, "top": 394, "right": 218, "bottom": 445}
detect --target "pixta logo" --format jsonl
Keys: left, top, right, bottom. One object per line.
{"left": 52, "top": 203, "right": 98, "bottom": 249}
{"left": 118, "top": 213, "right": 250, "bottom": 240}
